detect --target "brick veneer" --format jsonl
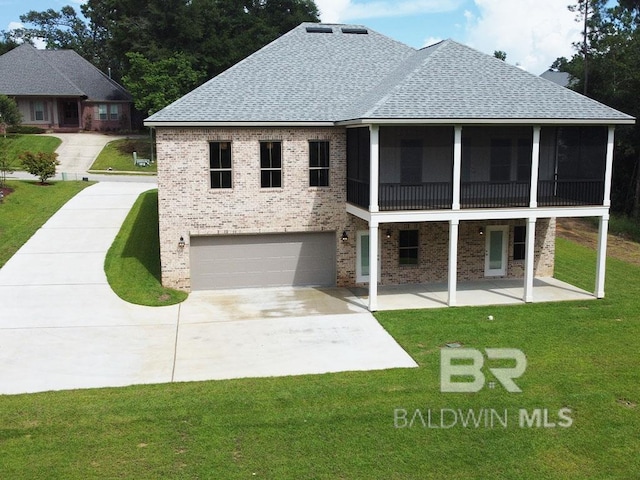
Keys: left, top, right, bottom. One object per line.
{"left": 156, "top": 127, "right": 555, "bottom": 291}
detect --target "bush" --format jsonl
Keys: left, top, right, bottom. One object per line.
{"left": 7, "top": 126, "right": 46, "bottom": 134}
{"left": 20, "top": 151, "right": 60, "bottom": 184}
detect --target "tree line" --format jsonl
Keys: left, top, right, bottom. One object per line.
{"left": 554, "top": 0, "right": 640, "bottom": 216}
{"left": 1, "top": 0, "right": 320, "bottom": 114}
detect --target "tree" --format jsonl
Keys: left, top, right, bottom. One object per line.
{"left": 20, "top": 151, "right": 59, "bottom": 184}
{"left": 0, "top": 142, "right": 15, "bottom": 188}
{"left": 493, "top": 50, "right": 507, "bottom": 61}
{"left": 0, "top": 95, "right": 21, "bottom": 137}
{"left": 0, "top": 31, "right": 20, "bottom": 55}
{"left": 122, "top": 52, "right": 206, "bottom": 115}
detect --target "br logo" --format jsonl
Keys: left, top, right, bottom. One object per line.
{"left": 440, "top": 348, "right": 527, "bottom": 393}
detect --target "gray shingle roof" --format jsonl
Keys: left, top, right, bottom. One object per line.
{"left": 0, "top": 44, "right": 132, "bottom": 102}
{"left": 146, "top": 23, "right": 634, "bottom": 125}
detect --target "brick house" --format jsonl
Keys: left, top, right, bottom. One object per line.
{"left": 146, "top": 23, "right": 634, "bottom": 310}
{"left": 0, "top": 44, "right": 133, "bottom": 132}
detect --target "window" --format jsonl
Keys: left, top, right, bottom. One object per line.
{"left": 98, "top": 104, "right": 108, "bottom": 120}
{"left": 513, "top": 225, "right": 526, "bottom": 261}
{"left": 309, "top": 141, "right": 329, "bottom": 187}
{"left": 260, "top": 141, "right": 282, "bottom": 188}
{"left": 210, "top": 142, "right": 232, "bottom": 189}
{"left": 109, "top": 104, "right": 119, "bottom": 120}
{"left": 399, "top": 230, "right": 419, "bottom": 265}
{"left": 32, "top": 101, "right": 46, "bottom": 121}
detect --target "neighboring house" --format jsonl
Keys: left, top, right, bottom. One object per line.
{"left": 540, "top": 69, "right": 574, "bottom": 88}
{"left": 0, "top": 44, "right": 133, "bottom": 132}
{"left": 146, "top": 23, "right": 634, "bottom": 310}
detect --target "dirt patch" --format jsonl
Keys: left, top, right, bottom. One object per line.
{"left": 556, "top": 217, "right": 640, "bottom": 267}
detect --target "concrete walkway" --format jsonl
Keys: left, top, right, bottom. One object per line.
{"left": 51, "top": 132, "right": 129, "bottom": 175}
{"left": 0, "top": 183, "right": 417, "bottom": 395}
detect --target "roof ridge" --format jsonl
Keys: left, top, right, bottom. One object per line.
{"left": 354, "top": 40, "right": 447, "bottom": 119}
{"left": 38, "top": 49, "right": 86, "bottom": 97}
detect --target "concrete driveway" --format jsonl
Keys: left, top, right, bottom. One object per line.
{"left": 0, "top": 182, "right": 417, "bottom": 395}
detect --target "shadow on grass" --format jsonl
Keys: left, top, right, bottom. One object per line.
{"left": 121, "top": 190, "right": 162, "bottom": 282}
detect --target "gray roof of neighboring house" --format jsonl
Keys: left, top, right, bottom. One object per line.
{"left": 0, "top": 44, "right": 132, "bottom": 102}
{"left": 540, "top": 69, "right": 573, "bottom": 88}
{"left": 146, "top": 23, "right": 634, "bottom": 125}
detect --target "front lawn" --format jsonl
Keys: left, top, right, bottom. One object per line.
{"left": 0, "top": 180, "right": 93, "bottom": 267}
{"left": 0, "top": 134, "right": 62, "bottom": 168}
{"left": 89, "top": 138, "right": 157, "bottom": 173}
{"left": 0, "top": 238, "right": 638, "bottom": 478}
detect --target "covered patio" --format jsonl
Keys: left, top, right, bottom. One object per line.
{"left": 347, "top": 277, "right": 594, "bottom": 311}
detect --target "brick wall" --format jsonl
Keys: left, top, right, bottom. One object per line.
{"left": 156, "top": 126, "right": 556, "bottom": 291}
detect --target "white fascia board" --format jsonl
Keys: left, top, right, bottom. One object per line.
{"left": 144, "top": 121, "right": 335, "bottom": 128}
{"left": 346, "top": 205, "right": 609, "bottom": 223}
{"left": 337, "top": 118, "right": 635, "bottom": 126}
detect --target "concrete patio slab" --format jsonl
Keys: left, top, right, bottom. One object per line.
{"left": 347, "top": 277, "right": 595, "bottom": 311}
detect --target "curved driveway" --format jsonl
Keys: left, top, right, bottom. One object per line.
{"left": 0, "top": 182, "right": 416, "bottom": 395}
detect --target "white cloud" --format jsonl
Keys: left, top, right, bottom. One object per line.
{"left": 316, "top": 0, "right": 461, "bottom": 22}
{"left": 7, "top": 21, "right": 22, "bottom": 30}
{"left": 464, "top": 0, "right": 583, "bottom": 74}
{"left": 423, "top": 36, "right": 443, "bottom": 47}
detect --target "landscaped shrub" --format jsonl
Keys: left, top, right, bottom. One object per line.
{"left": 20, "top": 151, "right": 60, "bottom": 184}
{"left": 7, "top": 126, "right": 46, "bottom": 134}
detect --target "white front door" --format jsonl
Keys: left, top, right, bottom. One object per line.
{"left": 485, "top": 226, "right": 509, "bottom": 277}
{"left": 356, "top": 230, "right": 380, "bottom": 283}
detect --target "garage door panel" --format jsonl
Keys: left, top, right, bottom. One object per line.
{"left": 190, "top": 233, "right": 336, "bottom": 290}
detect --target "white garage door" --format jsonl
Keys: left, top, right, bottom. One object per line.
{"left": 190, "top": 232, "right": 336, "bottom": 290}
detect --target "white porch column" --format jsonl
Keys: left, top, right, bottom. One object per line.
{"left": 452, "top": 126, "right": 462, "bottom": 210}
{"left": 448, "top": 219, "right": 459, "bottom": 307}
{"left": 523, "top": 217, "right": 537, "bottom": 302}
{"left": 595, "top": 214, "right": 609, "bottom": 298}
{"left": 368, "top": 222, "right": 379, "bottom": 311}
{"left": 369, "top": 125, "right": 380, "bottom": 213}
{"left": 529, "top": 126, "right": 541, "bottom": 208}
{"left": 603, "top": 126, "right": 615, "bottom": 207}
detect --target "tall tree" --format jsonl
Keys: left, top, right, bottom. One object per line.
{"left": 555, "top": 1, "right": 640, "bottom": 216}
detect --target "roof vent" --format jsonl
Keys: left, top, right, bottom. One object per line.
{"left": 341, "top": 27, "right": 368, "bottom": 34}
{"left": 306, "top": 26, "right": 333, "bottom": 34}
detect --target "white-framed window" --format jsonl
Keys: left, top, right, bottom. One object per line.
{"left": 260, "top": 141, "right": 282, "bottom": 188}
{"left": 32, "top": 101, "right": 47, "bottom": 121}
{"left": 109, "top": 104, "right": 119, "bottom": 120}
{"left": 209, "top": 141, "right": 232, "bottom": 189}
{"left": 309, "top": 140, "right": 330, "bottom": 187}
{"left": 513, "top": 225, "right": 526, "bottom": 261}
{"left": 98, "top": 104, "right": 108, "bottom": 120}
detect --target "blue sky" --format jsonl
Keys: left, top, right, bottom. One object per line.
{"left": 1, "top": 0, "right": 592, "bottom": 74}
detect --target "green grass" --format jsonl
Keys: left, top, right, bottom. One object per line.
{"left": 104, "top": 189, "right": 187, "bottom": 306}
{"left": 0, "top": 237, "right": 638, "bottom": 478}
{"left": 90, "top": 138, "right": 157, "bottom": 173}
{"left": 0, "top": 180, "right": 93, "bottom": 267}
{"left": 0, "top": 134, "right": 62, "bottom": 168}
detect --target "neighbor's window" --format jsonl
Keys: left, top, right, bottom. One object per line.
{"left": 399, "top": 229, "right": 419, "bottom": 265}
{"left": 98, "top": 104, "right": 108, "bottom": 120}
{"left": 513, "top": 225, "right": 526, "bottom": 261}
{"left": 209, "top": 141, "right": 232, "bottom": 189}
{"left": 33, "top": 101, "right": 46, "bottom": 121}
{"left": 260, "top": 141, "right": 282, "bottom": 188}
{"left": 109, "top": 104, "right": 120, "bottom": 120}
{"left": 309, "top": 140, "right": 329, "bottom": 187}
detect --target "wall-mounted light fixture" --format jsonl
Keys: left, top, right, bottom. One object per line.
{"left": 386, "top": 229, "right": 392, "bottom": 239}
{"left": 178, "top": 236, "right": 186, "bottom": 248}
{"left": 479, "top": 227, "right": 484, "bottom": 236}
{"left": 341, "top": 230, "right": 349, "bottom": 241}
